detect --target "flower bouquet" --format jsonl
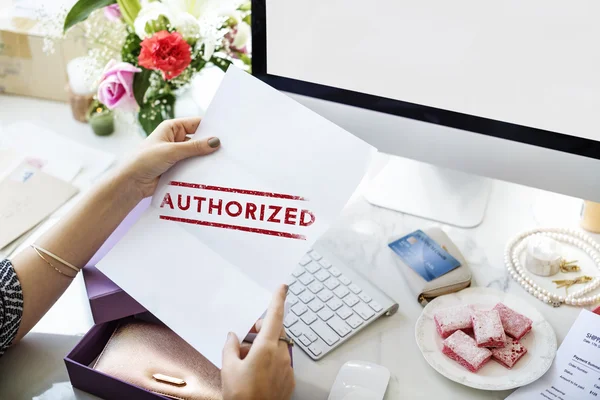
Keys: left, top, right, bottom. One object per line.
{"left": 62, "top": 0, "right": 251, "bottom": 135}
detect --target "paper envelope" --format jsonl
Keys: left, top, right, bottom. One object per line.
{"left": 0, "top": 161, "right": 79, "bottom": 249}
{"left": 97, "top": 66, "right": 375, "bottom": 368}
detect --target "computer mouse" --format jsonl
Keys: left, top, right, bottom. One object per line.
{"left": 327, "top": 360, "right": 390, "bottom": 400}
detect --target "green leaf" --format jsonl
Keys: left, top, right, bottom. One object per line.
{"left": 63, "top": 0, "right": 116, "bottom": 33}
{"left": 116, "top": 0, "right": 141, "bottom": 27}
{"left": 210, "top": 57, "right": 232, "bottom": 74}
{"left": 133, "top": 68, "right": 152, "bottom": 106}
{"left": 121, "top": 29, "right": 142, "bottom": 65}
{"left": 138, "top": 93, "right": 175, "bottom": 136}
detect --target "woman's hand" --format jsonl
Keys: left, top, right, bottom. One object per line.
{"left": 119, "top": 117, "right": 221, "bottom": 199}
{"left": 221, "top": 285, "right": 295, "bottom": 400}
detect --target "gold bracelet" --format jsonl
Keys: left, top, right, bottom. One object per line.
{"left": 31, "top": 244, "right": 80, "bottom": 273}
{"left": 31, "top": 245, "right": 77, "bottom": 279}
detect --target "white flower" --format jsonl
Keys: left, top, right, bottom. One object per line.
{"left": 168, "top": 0, "right": 210, "bottom": 18}
{"left": 134, "top": 0, "right": 202, "bottom": 40}
{"left": 232, "top": 21, "right": 250, "bottom": 49}
{"left": 134, "top": 1, "right": 175, "bottom": 38}
{"left": 201, "top": 35, "right": 217, "bottom": 61}
{"left": 173, "top": 11, "right": 201, "bottom": 40}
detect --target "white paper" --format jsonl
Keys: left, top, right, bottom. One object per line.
{"left": 97, "top": 66, "right": 374, "bottom": 368}
{"left": 508, "top": 310, "right": 600, "bottom": 400}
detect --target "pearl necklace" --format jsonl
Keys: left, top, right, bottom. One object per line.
{"left": 505, "top": 228, "right": 600, "bottom": 307}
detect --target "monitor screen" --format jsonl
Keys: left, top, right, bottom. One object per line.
{"left": 259, "top": 0, "right": 600, "bottom": 146}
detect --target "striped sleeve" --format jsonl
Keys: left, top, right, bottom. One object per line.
{"left": 0, "top": 259, "right": 23, "bottom": 356}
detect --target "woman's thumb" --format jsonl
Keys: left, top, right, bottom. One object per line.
{"left": 172, "top": 136, "right": 221, "bottom": 162}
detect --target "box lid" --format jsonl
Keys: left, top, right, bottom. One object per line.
{"left": 83, "top": 197, "right": 151, "bottom": 324}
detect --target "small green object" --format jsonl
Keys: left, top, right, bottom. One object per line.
{"left": 89, "top": 108, "right": 115, "bottom": 136}
{"left": 64, "top": 0, "right": 116, "bottom": 33}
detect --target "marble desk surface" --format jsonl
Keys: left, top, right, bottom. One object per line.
{"left": 1, "top": 95, "right": 598, "bottom": 399}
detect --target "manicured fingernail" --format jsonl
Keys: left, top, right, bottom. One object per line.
{"left": 208, "top": 137, "right": 220, "bottom": 148}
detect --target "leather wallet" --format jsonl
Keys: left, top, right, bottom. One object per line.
{"left": 94, "top": 319, "right": 222, "bottom": 400}
{"left": 389, "top": 227, "right": 471, "bottom": 306}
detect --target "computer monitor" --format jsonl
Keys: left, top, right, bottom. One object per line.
{"left": 252, "top": 0, "right": 600, "bottom": 227}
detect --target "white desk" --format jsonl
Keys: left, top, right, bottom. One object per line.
{"left": 0, "top": 91, "right": 597, "bottom": 400}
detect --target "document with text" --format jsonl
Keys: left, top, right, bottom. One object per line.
{"left": 97, "top": 66, "right": 374, "bottom": 368}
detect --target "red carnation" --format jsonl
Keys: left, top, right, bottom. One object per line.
{"left": 138, "top": 31, "right": 191, "bottom": 80}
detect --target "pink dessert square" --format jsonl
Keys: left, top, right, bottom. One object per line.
{"left": 493, "top": 303, "right": 533, "bottom": 340}
{"left": 491, "top": 337, "right": 527, "bottom": 369}
{"left": 442, "top": 330, "right": 492, "bottom": 372}
{"left": 434, "top": 305, "right": 473, "bottom": 338}
{"left": 471, "top": 309, "right": 506, "bottom": 348}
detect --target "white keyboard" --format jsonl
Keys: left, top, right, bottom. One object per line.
{"left": 284, "top": 246, "right": 398, "bottom": 360}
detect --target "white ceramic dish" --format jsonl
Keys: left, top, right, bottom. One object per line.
{"left": 415, "top": 287, "right": 557, "bottom": 391}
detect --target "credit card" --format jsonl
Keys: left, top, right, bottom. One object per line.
{"left": 388, "top": 230, "right": 461, "bottom": 282}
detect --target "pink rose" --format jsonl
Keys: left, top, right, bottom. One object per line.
{"left": 104, "top": 4, "right": 122, "bottom": 22}
{"left": 97, "top": 60, "right": 141, "bottom": 111}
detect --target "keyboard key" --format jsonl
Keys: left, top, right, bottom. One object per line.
{"left": 308, "top": 282, "right": 324, "bottom": 294}
{"left": 308, "top": 342, "right": 323, "bottom": 356}
{"left": 343, "top": 294, "right": 360, "bottom": 307}
{"left": 317, "top": 307, "right": 334, "bottom": 321}
{"left": 289, "top": 282, "right": 305, "bottom": 295}
{"left": 289, "top": 324, "right": 304, "bottom": 337}
{"left": 324, "top": 277, "right": 340, "bottom": 290}
{"left": 292, "top": 266, "right": 306, "bottom": 277}
{"left": 310, "top": 320, "right": 340, "bottom": 346}
{"left": 301, "top": 312, "right": 317, "bottom": 325}
{"left": 299, "top": 335, "right": 312, "bottom": 346}
{"left": 299, "top": 254, "right": 312, "bottom": 266}
{"left": 286, "top": 295, "right": 299, "bottom": 307}
{"left": 292, "top": 303, "right": 308, "bottom": 316}
{"left": 327, "top": 316, "right": 352, "bottom": 337}
{"left": 358, "top": 292, "right": 372, "bottom": 303}
{"left": 314, "top": 269, "right": 330, "bottom": 282}
{"left": 299, "top": 274, "right": 315, "bottom": 286}
{"left": 348, "top": 284, "right": 362, "bottom": 294}
{"left": 309, "top": 250, "right": 322, "bottom": 260}
{"left": 305, "top": 262, "right": 321, "bottom": 274}
{"left": 318, "top": 259, "right": 332, "bottom": 269}
{"left": 309, "top": 300, "right": 324, "bottom": 312}
{"left": 284, "top": 314, "right": 299, "bottom": 328}
{"left": 333, "top": 286, "right": 350, "bottom": 299}
{"left": 318, "top": 290, "right": 334, "bottom": 302}
{"left": 337, "top": 306, "right": 353, "bottom": 320}
{"left": 339, "top": 275, "right": 352, "bottom": 286}
{"left": 299, "top": 292, "right": 315, "bottom": 304}
{"left": 287, "top": 276, "right": 296, "bottom": 285}
{"left": 346, "top": 314, "right": 364, "bottom": 329}
{"left": 329, "top": 267, "right": 342, "bottom": 277}
{"left": 369, "top": 301, "right": 383, "bottom": 312}
{"left": 353, "top": 302, "right": 375, "bottom": 320}
{"left": 304, "top": 330, "right": 318, "bottom": 342}
{"left": 327, "top": 298, "right": 343, "bottom": 311}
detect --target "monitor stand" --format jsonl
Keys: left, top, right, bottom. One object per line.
{"left": 364, "top": 154, "right": 492, "bottom": 228}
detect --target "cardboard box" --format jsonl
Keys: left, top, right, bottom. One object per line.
{"left": 0, "top": 10, "right": 87, "bottom": 101}
{"left": 83, "top": 266, "right": 146, "bottom": 325}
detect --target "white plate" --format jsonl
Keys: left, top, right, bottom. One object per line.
{"left": 415, "top": 287, "right": 557, "bottom": 391}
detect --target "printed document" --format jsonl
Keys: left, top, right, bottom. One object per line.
{"left": 97, "top": 66, "right": 374, "bottom": 367}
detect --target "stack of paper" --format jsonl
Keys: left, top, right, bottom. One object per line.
{"left": 97, "top": 66, "right": 375, "bottom": 368}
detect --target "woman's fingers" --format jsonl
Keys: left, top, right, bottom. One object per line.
{"left": 156, "top": 117, "right": 202, "bottom": 142}
{"left": 169, "top": 136, "right": 221, "bottom": 163}
{"left": 222, "top": 332, "right": 241, "bottom": 368}
{"left": 256, "top": 284, "right": 288, "bottom": 343}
